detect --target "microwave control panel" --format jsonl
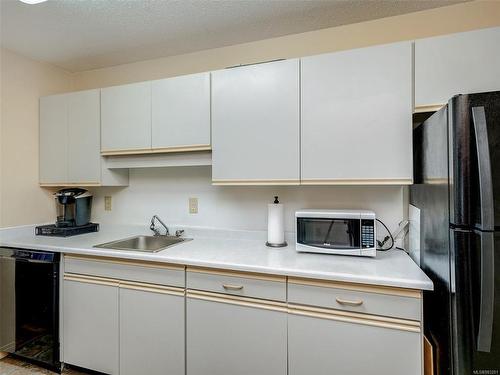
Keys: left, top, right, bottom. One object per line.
{"left": 361, "top": 220, "right": 375, "bottom": 248}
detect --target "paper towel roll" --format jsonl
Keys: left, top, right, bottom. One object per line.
{"left": 267, "top": 202, "right": 285, "bottom": 246}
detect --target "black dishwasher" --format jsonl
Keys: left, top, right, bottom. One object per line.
{"left": 0, "top": 247, "right": 60, "bottom": 372}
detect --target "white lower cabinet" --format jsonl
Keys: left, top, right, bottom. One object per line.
{"left": 62, "top": 256, "right": 185, "bottom": 375}
{"left": 288, "top": 311, "right": 422, "bottom": 375}
{"left": 186, "top": 294, "right": 288, "bottom": 375}
{"left": 63, "top": 277, "right": 119, "bottom": 375}
{"left": 119, "top": 286, "right": 185, "bottom": 375}
{"left": 62, "top": 261, "right": 424, "bottom": 375}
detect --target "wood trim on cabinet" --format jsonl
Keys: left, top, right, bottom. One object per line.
{"left": 288, "top": 303, "right": 421, "bottom": 333}
{"left": 101, "top": 148, "right": 153, "bottom": 156}
{"left": 300, "top": 178, "right": 413, "bottom": 186}
{"left": 64, "top": 254, "right": 184, "bottom": 271}
{"left": 64, "top": 273, "right": 185, "bottom": 296}
{"left": 424, "top": 335, "right": 435, "bottom": 375}
{"left": 187, "top": 290, "right": 288, "bottom": 313}
{"left": 40, "top": 182, "right": 101, "bottom": 187}
{"left": 288, "top": 277, "right": 422, "bottom": 299}
{"left": 101, "top": 144, "right": 211, "bottom": 156}
{"left": 151, "top": 145, "right": 211, "bottom": 154}
{"left": 119, "top": 280, "right": 185, "bottom": 296}
{"left": 422, "top": 178, "right": 448, "bottom": 185}
{"left": 413, "top": 104, "right": 444, "bottom": 114}
{"left": 212, "top": 179, "right": 300, "bottom": 186}
{"left": 187, "top": 266, "right": 286, "bottom": 283}
{"left": 64, "top": 273, "right": 120, "bottom": 287}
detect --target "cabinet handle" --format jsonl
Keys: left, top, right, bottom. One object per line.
{"left": 336, "top": 297, "right": 363, "bottom": 306}
{"left": 222, "top": 284, "right": 244, "bottom": 291}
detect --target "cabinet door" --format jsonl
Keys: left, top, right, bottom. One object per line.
{"left": 119, "top": 286, "right": 185, "bottom": 375}
{"left": 63, "top": 277, "right": 119, "bottom": 374}
{"left": 39, "top": 94, "right": 68, "bottom": 183}
{"left": 152, "top": 72, "right": 210, "bottom": 150}
{"left": 415, "top": 27, "right": 500, "bottom": 108}
{"left": 212, "top": 59, "right": 300, "bottom": 184}
{"left": 67, "top": 89, "right": 101, "bottom": 183}
{"left": 301, "top": 42, "right": 412, "bottom": 184}
{"left": 101, "top": 82, "right": 151, "bottom": 152}
{"left": 288, "top": 313, "right": 422, "bottom": 375}
{"left": 187, "top": 295, "right": 287, "bottom": 375}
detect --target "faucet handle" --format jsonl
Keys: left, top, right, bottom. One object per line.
{"left": 175, "top": 229, "right": 185, "bottom": 237}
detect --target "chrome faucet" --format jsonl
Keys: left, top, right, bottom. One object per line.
{"left": 150, "top": 215, "right": 169, "bottom": 236}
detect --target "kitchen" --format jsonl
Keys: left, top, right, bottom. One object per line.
{"left": 0, "top": 1, "right": 499, "bottom": 375}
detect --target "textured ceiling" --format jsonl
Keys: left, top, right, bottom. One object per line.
{"left": 1, "top": 0, "right": 467, "bottom": 72}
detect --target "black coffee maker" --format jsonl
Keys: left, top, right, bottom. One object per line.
{"left": 55, "top": 188, "right": 92, "bottom": 227}
{"left": 35, "top": 188, "right": 99, "bottom": 237}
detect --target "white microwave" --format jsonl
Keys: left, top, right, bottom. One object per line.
{"left": 295, "top": 209, "right": 376, "bottom": 257}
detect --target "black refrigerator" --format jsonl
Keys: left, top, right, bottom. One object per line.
{"left": 411, "top": 91, "right": 500, "bottom": 375}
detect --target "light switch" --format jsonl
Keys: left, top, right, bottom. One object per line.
{"left": 189, "top": 197, "right": 198, "bottom": 214}
{"left": 104, "top": 196, "right": 112, "bottom": 211}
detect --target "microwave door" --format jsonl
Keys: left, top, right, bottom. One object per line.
{"left": 297, "top": 218, "right": 361, "bottom": 250}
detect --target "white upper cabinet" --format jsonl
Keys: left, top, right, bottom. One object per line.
{"left": 415, "top": 27, "right": 500, "bottom": 109}
{"left": 211, "top": 59, "right": 300, "bottom": 184}
{"left": 40, "top": 90, "right": 128, "bottom": 186}
{"left": 101, "top": 81, "right": 152, "bottom": 153}
{"left": 39, "top": 94, "right": 68, "bottom": 184}
{"left": 67, "top": 89, "right": 101, "bottom": 183}
{"left": 301, "top": 42, "right": 413, "bottom": 184}
{"left": 152, "top": 73, "right": 211, "bottom": 151}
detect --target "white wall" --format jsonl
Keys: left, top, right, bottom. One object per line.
{"left": 4, "top": 2, "right": 499, "bottom": 229}
{"left": 76, "top": 1, "right": 500, "bottom": 236}
{"left": 73, "top": 1, "right": 500, "bottom": 90}
{"left": 90, "top": 166, "right": 404, "bottom": 233}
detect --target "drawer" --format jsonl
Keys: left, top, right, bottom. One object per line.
{"left": 187, "top": 267, "right": 286, "bottom": 302}
{"left": 288, "top": 278, "right": 422, "bottom": 321}
{"left": 64, "top": 255, "right": 185, "bottom": 287}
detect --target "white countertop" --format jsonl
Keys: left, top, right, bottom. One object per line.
{"left": 0, "top": 224, "right": 433, "bottom": 291}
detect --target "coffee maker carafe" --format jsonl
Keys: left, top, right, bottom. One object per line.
{"left": 55, "top": 188, "right": 92, "bottom": 228}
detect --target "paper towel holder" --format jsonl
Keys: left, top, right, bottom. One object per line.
{"left": 266, "top": 196, "right": 288, "bottom": 248}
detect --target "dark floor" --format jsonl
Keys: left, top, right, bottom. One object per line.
{"left": 0, "top": 356, "right": 89, "bottom": 375}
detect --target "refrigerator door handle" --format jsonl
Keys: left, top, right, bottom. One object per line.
{"left": 472, "top": 106, "right": 495, "bottom": 231}
{"left": 477, "top": 231, "right": 495, "bottom": 352}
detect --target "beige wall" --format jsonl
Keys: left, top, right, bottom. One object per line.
{"left": 1, "top": 1, "right": 500, "bottom": 228}
{"left": 73, "top": 1, "right": 500, "bottom": 90}
{"left": 0, "top": 48, "right": 73, "bottom": 227}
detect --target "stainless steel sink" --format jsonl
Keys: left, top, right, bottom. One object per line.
{"left": 94, "top": 235, "right": 192, "bottom": 253}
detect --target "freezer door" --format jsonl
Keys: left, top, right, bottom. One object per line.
{"left": 449, "top": 92, "right": 500, "bottom": 230}
{"left": 450, "top": 229, "right": 499, "bottom": 374}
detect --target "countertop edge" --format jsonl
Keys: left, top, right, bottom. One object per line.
{"left": 0, "top": 239, "right": 434, "bottom": 291}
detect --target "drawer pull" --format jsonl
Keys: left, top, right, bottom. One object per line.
{"left": 336, "top": 297, "right": 364, "bottom": 306}
{"left": 222, "top": 284, "right": 244, "bottom": 291}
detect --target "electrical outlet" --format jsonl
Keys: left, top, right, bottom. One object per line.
{"left": 189, "top": 197, "right": 198, "bottom": 214}
{"left": 104, "top": 196, "right": 112, "bottom": 211}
